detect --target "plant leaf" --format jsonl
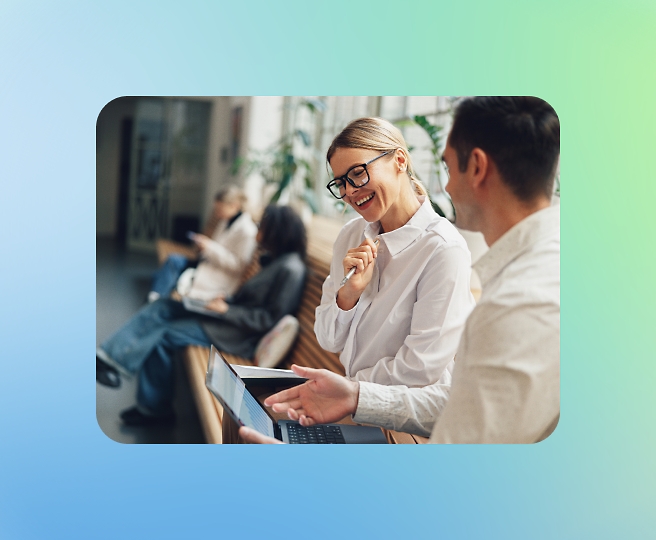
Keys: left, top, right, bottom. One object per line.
{"left": 429, "top": 197, "right": 447, "bottom": 218}
{"left": 295, "top": 129, "right": 311, "bottom": 146}
{"left": 301, "top": 98, "right": 327, "bottom": 114}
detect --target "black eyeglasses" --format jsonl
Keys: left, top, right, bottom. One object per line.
{"left": 326, "top": 150, "right": 394, "bottom": 199}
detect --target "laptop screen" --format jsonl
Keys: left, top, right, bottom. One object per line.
{"left": 206, "top": 347, "right": 276, "bottom": 439}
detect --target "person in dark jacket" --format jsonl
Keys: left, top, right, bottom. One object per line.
{"left": 96, "top": 205, "right": 307, "bottom": 426}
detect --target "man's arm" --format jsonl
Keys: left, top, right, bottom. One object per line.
{"left": 352, "top": 378, "right": 450, "bottom": 437}
{"left": 430, "top": 301, "right": 560, "bottom": 444}
{"left": 239, "top": 365, "right": 359, "bottom": 444}
{"left": 263, "top": 365, "right": 360, "bottom": 426}
{"left": 260, "top": 364, "right": 450, "bottom": 437}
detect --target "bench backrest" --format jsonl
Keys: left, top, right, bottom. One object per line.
{"left": 281, "top": 253, "right": 344, "bottom": 376}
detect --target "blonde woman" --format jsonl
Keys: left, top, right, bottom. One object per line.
{"left": 315, "top": 117, "right": 475, "bottom": 389}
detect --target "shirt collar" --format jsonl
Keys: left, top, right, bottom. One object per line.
{"left": 226, "top": 211, "right": 242, "bottom": 229}
{"left": 363, "top": 196, "right": 436, "bottom": 257}
{"left": 474, "top": 204, "right": 560, "bottom": 287}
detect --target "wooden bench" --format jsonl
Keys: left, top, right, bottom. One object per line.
{"left": 180, "top": 215, "right": 460, "bottom": 444}
{"left": 182, "top": 236, "right": 347, "bottom": 444}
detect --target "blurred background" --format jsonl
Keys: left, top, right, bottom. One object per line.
{"left": 95, "top": 96, "right": 477, "bottom": 248}
{"left": 95, "top": 95, "right": 498, "bottom": 443}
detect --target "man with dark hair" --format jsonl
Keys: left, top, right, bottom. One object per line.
{"left": 240, "top": 96, "right": 560, "bottom": 444}
{"left": 448, "top": 96, "right": 559, "bottom": 201}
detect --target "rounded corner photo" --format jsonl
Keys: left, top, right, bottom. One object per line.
{"left": 97, "top": 96, "right": 560, "bottom": 445}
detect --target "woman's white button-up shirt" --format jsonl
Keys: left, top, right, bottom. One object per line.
{"left": 314, "top": 197, "right": 476, "bottom": 387}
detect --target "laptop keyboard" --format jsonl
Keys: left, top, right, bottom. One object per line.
{"left": 286, "top": 423, "right": 345, "bottom": 444}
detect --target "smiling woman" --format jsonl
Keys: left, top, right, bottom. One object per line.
{"left": 315, "top": 117, "right": 476, "bottom": 390}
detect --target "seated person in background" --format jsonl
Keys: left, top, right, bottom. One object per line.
{"left": 317, "top": 117, "right": 475, "bottom": 390}
{"left": 96, "top": 205, "right": 308, "bottom": 426}
{"left": 240, "top": 96, "right": 560, "bottom": 444}
{"left": 148, "top": 185, "right": 257, "bottom": 303}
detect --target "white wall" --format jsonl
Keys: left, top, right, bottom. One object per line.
{"left": 200, "top": 96, "right": 285, "bottom": 224}
{"left": 194, "top": 96, "right": 231, "bottom": 225}
{"left": 242, "top": 96, "right": 284, "bottom": 218}
{"left": 96, "top": 96, "right": 288, "bottom": 237}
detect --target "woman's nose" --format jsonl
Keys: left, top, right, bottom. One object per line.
{"left": 344, "top": 181, "right": 359, "bottom": 197}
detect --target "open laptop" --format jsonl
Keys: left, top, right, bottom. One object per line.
{"left": 205, "top": 345, "right": 388, "bottom": 444}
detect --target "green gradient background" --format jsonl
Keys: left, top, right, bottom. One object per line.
{"left": 1, "top": 1, "right": 655, "bottom": 538}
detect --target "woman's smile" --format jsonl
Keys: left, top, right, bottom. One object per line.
{"left": 353, "top": 192, "right": 375, "bottom": 209}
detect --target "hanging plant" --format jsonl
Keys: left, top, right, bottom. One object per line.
{"left": 232, "top": 98, "right": 326, "bottom": 213}
{"left": 412, "top": 114, "right": 456, "bottom": 221}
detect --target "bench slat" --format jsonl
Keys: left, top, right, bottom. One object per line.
{"left": 184, "top": 345, "right": 223, "bottom": 444}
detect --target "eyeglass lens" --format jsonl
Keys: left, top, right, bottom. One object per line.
{"left": 329, "top": 166, "right": 369, "bottom": 198}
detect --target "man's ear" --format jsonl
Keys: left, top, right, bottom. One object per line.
{"left": 470, "top": 148, "right": 489, "bottom": 189}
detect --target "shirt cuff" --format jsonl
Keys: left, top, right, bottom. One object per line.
{"left": 353, "top": 381, "right": 390, "bottom": 425}
{"left": 335, "top": 296, "right": 358, "bottom": 324}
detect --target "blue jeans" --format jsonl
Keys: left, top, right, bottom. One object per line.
{"left": 151, "top": 254, "right": 193, "bottom": 297}
{"left": 100, "top": 299, "right": 212, "bottom": 415}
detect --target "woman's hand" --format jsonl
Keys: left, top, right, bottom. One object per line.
{"left": 205, "top": 296, "right": 229, "bottom": 314}
{"left": 337, "top": 238, "right": 378, "bottom": 311}
{"left": 192, "top": 233, "right": 212, "bottom": 252}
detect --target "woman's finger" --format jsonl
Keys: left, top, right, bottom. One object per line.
{"left": 345, "top": 252, "right": 371, "bottom": 271}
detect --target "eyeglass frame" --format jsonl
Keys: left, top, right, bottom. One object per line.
{"left": 325, "top": 149, "right": 395, "bottom": 199}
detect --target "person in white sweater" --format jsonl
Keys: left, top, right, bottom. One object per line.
{"left": 149, "top": 186, "right": 258, "bottom": 303}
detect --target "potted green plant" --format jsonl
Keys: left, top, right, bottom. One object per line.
{"left": 411, "top": 113, "right": 456, "bottom": 221}
{"left": 233, "top": 98, "right": 326, "bottom": 214}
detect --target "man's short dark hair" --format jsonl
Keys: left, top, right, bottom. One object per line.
{"left": 449, "top": 96, "right": 560, "bottom": 201}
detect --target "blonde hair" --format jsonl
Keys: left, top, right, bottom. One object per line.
{"left": 214, "top": 185, "right": 247, "bottom": 209}
{"left": 326, "top": 117, "right": 427, "bottom": 197}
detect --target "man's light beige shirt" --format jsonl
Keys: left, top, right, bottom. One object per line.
{"left": 354, "top": 204, "right": 560, "bottom": 443}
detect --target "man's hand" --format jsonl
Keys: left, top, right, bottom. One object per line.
{"left": 264, "top": 365, "right": 359, "bottom": 426}
{"left": 239, "top": 426, "right": 283, "bottom": 444}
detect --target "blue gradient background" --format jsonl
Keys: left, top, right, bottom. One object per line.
{"left": 1, "top": 1, "right": 655, "bottom": 538}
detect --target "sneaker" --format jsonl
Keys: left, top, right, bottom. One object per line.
{"left": 96, "top": 357, "right": 121, "bottom": 388}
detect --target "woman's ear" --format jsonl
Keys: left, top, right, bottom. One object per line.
{"left": 395, "top": 149, "right": 408, "bottom": 173}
